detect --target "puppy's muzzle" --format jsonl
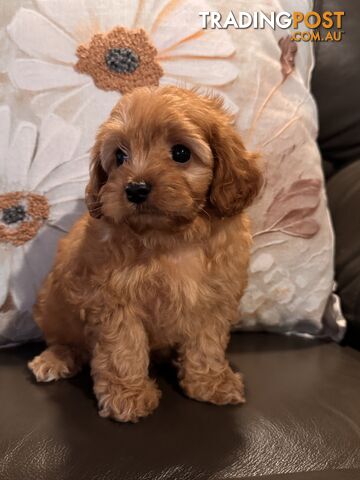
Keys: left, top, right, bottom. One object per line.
{"left": 125, "top": 182, "right": 152, "bottom": 204}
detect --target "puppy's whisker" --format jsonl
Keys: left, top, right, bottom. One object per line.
{"left": 198, "top": 207, "right": 211, "bottom": 221}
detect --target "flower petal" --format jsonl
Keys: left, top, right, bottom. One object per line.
{"left": 34, "top": 0, "right": 97, "bottom": 43}
{"left": 25, "top": 226, "right": 62, "bottom": 288}
{"left": 8, "top": 58, "right": 88, "bottom": 91}
{"left": 36, "top": 154, "right": 90, "bottom": 193}
{"left": 28, "top": 115, "right": 80, "bottom": 191}
{"left": 9, "top": 245, "right": 37, "bottom": 311}
{"left": 31, "top": 90, "right": 74, "bottom": 118}
{"left": 0, "top": 105, "right": 11, "bottom": 168}
{"left": 158, "top": 75, "right": 183, "bottom": 87}
{"left": 161, "top": 58, "right": 238, "bottom": 86}
{"left": 135, "top": 0, "right": 169, "bottom": 31}
{"left": 0, "top": 29, "right": 13, "bottom": 75}
{"left": 71, "top": 88, "right": 120, "bottom": 154}
{"left": 31, "top": 84, "right": 118, "bottom": 157}
{"left": 97, "top": 0, "right": 140, "bottom": 31}
{"left": 31, "top": 83, "right": 93, "bottom": 124}
{"left": 49, "top": 200, "right": 86, "bottom": 231}
{"left": 162, "top": 30, "right": 235, "bottom": 58}
{"left": 0, "top": 250, "right": 11, "bottom": 307}
{"left": 5, "top": 121, "right": 37, "bottom": 189}
{"left": 10, "top": 226, "right": 61, "bottom": 311}
{"left": 7, "top": 8, "right": 77, "bottom": 64}
{"left": 37, "top": 114, "right": 79, "bottom": 153}
{"left": 46, "top": 181, "right": 87, "bottom": 205}
{"left": 35, "top": 0, "right": 139, "bottom": 40}
{"left": 151, "top": 0, "right": 208, "bottom": 52}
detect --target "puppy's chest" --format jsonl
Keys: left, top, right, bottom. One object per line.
{"left": 109, "top": 247, "right": 207, "bottom": 309}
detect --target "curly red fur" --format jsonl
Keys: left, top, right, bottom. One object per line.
{"left": 28, "top": 86, "right": 262, "bottom": 422}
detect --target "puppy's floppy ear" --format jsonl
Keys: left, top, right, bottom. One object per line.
{"left": 209, "top": 122, "right": 262, "bottom": 217}
{"left": 85, "top": 143, "right": 108, "bottom": 219}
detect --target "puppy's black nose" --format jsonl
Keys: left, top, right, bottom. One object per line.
{"left": 125, "top": 182, "right": 152, "bottom": 204}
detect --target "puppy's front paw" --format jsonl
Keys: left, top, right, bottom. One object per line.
{"left": 97, "top": 379, "right": 161, "bottom": 423}
{"left": 28, "top": 346, "right": 81, "bottom": 382}
{"left": 181, "top": 369, "right": 246, "bottom": 405}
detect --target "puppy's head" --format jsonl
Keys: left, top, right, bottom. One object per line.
{"left": 86, "top": 86, "right": 262, "bottom": 233}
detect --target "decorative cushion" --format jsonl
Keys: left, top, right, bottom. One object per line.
{"left": 0, "top": 0, "right": 343, "bottom": 345}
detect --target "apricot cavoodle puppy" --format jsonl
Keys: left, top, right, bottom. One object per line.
{"left": 28, "top": 86, "right": 262, "bottom": 422}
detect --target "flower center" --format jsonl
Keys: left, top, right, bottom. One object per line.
{"left": 74, "top": 27, "right": 163, "bottom": 94}
{"left": 0, "top": 192, "right": 49, "bottom": 246}
{"left": 2, "top": 204, "right": 26, "bottom": 224}
{"left": 105, "top": 47, "right": 139, "bottom": 74}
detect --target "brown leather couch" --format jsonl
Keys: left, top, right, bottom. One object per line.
{"left": 1, "top": 1, "right": 360, "bottom": 479}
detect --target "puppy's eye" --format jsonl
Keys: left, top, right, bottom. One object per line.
{"left": 171, "top": 144, "right": 191, "bottom": 164}
{"left": 115, "top": 148, "right": 128, "bottom": 167}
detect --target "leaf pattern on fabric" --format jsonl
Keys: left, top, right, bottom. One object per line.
{"left": 255, "top": 179, "right": 321, "bottom": 239}
{"left": 247, "top": 35, "right": 298, "bottom": 142}
{"left": 279, "top": 36, "right": 297, "bottom": 79}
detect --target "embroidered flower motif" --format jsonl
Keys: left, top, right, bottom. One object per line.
{"left": 6, "top": 0, "right": 238, "bottom": 152}
{"left": 0, "top": 105, "right": 89, "bottom": 316}
{"left": 0, "top": 192, "right": 49, "bottom": 246}
{"left": 75, "top": 27, "right": 163, "bottom": 93}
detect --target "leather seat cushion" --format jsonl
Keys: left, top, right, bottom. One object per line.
{"left": 1, "top": 333, "right": 360, "bottom": 480}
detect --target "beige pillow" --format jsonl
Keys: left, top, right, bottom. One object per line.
{"left": 0, "top": 0, "right": 344, "bottom": 345}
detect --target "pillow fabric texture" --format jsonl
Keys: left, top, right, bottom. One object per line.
{"left": 0, "top": 0, "right": 344, "bottom": 345}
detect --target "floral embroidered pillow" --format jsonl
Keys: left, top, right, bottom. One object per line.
{"left": 0, "top": 0, "right": 342, "bottom": 345}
